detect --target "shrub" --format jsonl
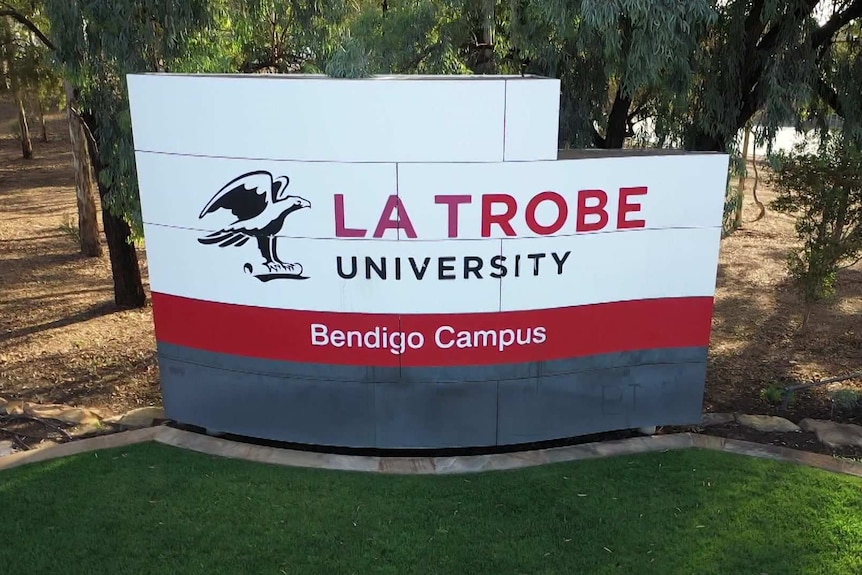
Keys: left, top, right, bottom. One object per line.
{"left": 768, "top": 136, "right": 862, "bottom": 317}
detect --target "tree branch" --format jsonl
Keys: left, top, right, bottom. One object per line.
{"left": 736, "top": 0, "right": 820, "bottom": 131}
{"left": 811, "top": 0, "right": 862, "bottom": 49}
{"left": 591, "top": 125, "right": 606, "bottom": 148}
{"left": 0, "top": 6, "right": 55, "bottom": 51}
{"left": 742, "top": 0, "right": 769, "bottom": 56}
{"left": 754, "top": 0, "right": 819, "bottom": 56}
{"left": 814, "top": 75, "right": 844, "bottom": 117}
{"left": 69, "top": 104, "right": 99, "bottom": 157}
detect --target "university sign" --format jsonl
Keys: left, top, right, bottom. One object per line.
{"left": 128, "top": 73, "right": 728, "bottom": 449}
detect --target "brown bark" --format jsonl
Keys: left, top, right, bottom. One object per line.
{"left": 38, "top": 98, "right": 48, "bottom": 142}
{"left": 604, "top": 86, "right": 632, "bottom": 149}
{"left": 65, "top": 81, "right": 102, "bottom": 257}
{"left": 80, "top": 108, "right": 146, "bottom": 308}
{"left": 687, "top": 0, "right": 860, "bottom": 152}
{"left": 97, "top": 195, "right": 146, "bottom": 308}
{"left": 14, "top": 91, "right": 33, "bottom": 159}
{"left": 2, "top": 19, "right": 32, "bottom": 159}
{"left": 600, "top": 16, "right": 633, "bottom": 149}
{"left": 735, "top": 124, "right": 750, "bottom": 228}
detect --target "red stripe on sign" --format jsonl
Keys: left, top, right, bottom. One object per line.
{"left": 151, "top": 293, "right": 715, "bottom": 367}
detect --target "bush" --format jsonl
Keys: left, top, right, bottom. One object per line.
{"left": 768, "top": 136, "right": 862, "bottom": 312}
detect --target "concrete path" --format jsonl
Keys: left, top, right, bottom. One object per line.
{"left": 2, "top": 425, "right": 862, "bottom": 478}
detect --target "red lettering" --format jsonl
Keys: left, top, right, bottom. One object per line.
{"left": 481, "top": 194, "right": 517, "bottom": 237}
{"left": 617, "top": 186, "right": 647, "bottom": 229}
{"left": 334, "top": 194, "right": 366, "bottom": 237}
{"left": 373, "top": 195, "right": 417, "bottom": 238}
{"left": 525, "top": 191, "right": 568, "bottom": 235}
{"left": 435, "top": 195, "right": 472, "bottom": 238}
{"left": 576, "top": 189, "right": 609, "bottom": 232}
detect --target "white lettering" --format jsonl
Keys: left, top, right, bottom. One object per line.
{"left": 330, "top": 330, "right": 346, "bottom": 347}
{"left": 498, "top": 328, "right": 515, "bottom": 351}
{"left": 389, "top": 332, "right": 405, "bottom": 355}
{"left": 407, "top": 332, "right": 425, "bottom": 350}
{"left": 310, "top": 323, "right": 547, "bottom": 355}
{"left": 364, "top": 327, "right": 381, "bottom": 348}
{"left": 533, "top": 327, "right": 547, "bottom": 344}
{"left": 473, "top": 329, "right": 497, "bottom": 348}
{"left": 311, "top": 323, "right": 328, "bottom": 345}
{"left": 435, "top": 325, "right": 456, "bottom": 348}
{"left": 310, "top": 323, "right": 425, "bottom": 356}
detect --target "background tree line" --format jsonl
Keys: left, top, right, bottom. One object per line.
{"left": 1, "top": 0, "right": 860, "bottom": 313}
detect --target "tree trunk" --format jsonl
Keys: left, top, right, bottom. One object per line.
{"left": 1, "top": 19, "right": 32, "bottom": 159}
{"left": 603, "top": 85, "right": 632, "bottom": 149}
{"left": 14, "top": 92, "right": 33, "bottom": 159}
{"left": 601, "top": 15, "right": 633, "bottom": 149}
{"left": 38, "top": 98, "right": 48, "bottom": 142}
{"left": 80, "top": 108, "right": 146, "bottom": 308}
{"left": 735, "top": 124, "right": 751, "bottom": 228}
{"left": 65, "top": 81, "right": 102, "bottom": 257}
{"left": 470, "top": 0, "right": 496, "bottom": 74}
{"left": 686, "top": 129, "right": 727, "bottom": 152}
{"left": 96, "top": 190, "right": 146, "bottom": 308}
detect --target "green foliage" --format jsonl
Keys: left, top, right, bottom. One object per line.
{"left": 42, "top": 0, "right": 221, "bottom": 237}
{"left": 759, "top": 385, "right": 792, "bottom": 405}
{"left": 722, "top": 179, "right": 743, "bottom": 238}
{"left": 520, "top": 0, "right": 717, "bottom": 148}
{"left": 39, "top": 0, "right": 359, "bottom": 237}
{"left": 324, "top": 0, "right": 476, "bottom": 78}
{"left": 769, "top": 136, "right": 862, "bottom": 305}
{"left": 830, "top": 388, "right": 862, "bottom": 411}
{"left": 23, "top": 0, "right": 862, "bottom": 243}
{"left": 1, "top": 1, "right": 64, "bottom": 112}
{"left": 226, "top": 0, "right": 356, "bottom": 73}
{"left": 59, "top": 212, "right": 81, "bottom": 245}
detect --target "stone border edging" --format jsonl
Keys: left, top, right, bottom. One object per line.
{"left": 2, "top": 426, "right": 861, "bottom": 478}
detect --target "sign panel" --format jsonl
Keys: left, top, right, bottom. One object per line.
{"left": 127, "top": 73, "right": 561, "bottom": 162}
{"left": 128, "top": 73, "right": 728, "bottom": 449}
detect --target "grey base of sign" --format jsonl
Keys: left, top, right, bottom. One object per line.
{"left": 157, "top": 342, "right": 707, "bottom": 449}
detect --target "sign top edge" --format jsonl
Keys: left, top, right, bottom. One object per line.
{"left": 126, "top": 72, "right": 559, "bottom": 82}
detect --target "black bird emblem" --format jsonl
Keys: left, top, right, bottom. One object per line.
{"left": 197, "top": 170, "right": 311, "bottom": 280}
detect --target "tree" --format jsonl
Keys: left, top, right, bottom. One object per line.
{"left": 41, "top": 0, "right": 224, "bottom": 307}
{"left": 328, "top": 1, "right": 718, "bottom": 149}
{"left": 227, "top": 0, "right": 355, "bottom": 74}
{"left": 3, "top": 1, "right": 101, "bottom": 256}
{"left": 1, "top": 14, "right": 33, "bottom": 159}
{"left": 512, "top": 0, "right": 717, "bottom": 149}
{"left": 666, "top": 0, "right": 862, "bottom": 153}
{"left": 65, "top": 80, "right": 101, "bottom": 257}
{"left": 325, "top": 0, "right": 477, "bottom": 77}
{"left": 18, "top": 37, "right": 64, "bottom": 143}
{"left": 768, "top": 136, "right": 862, "bottom": 324}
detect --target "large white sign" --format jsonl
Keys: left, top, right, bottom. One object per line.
{"left": 128, "top": 73, "right": 727, "bottom": 369}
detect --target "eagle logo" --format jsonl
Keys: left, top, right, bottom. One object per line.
{"left": 197, "top": 170, "right": 311, "bottom": 282}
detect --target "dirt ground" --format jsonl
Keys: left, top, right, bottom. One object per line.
{"left": 1, "top": 99, "right": 861, "bottom": 438}
{"left": 1, "top": 101, "right": 157, "bottom": 416}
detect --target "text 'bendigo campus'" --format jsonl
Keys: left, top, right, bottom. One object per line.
{"left": 311, "top": 323, "right": 547, "bottom": 355}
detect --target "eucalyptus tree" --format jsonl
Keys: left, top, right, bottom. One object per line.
{"left": 228, "top": 0, "right": 355, "bottom": 73}
{"left": 511, "top": 0, "right": 717, "bottom": 149}
{"left": 662, "top": 0, "right": 862, "bottom": 153}
{"left": 1, "top": 9, "right": 34, "bottom": 158}
{"left": 326, "top": 0, "right": 718, "bottom": 149}
{"left": 41, "top": 0, "right": 221, "bottom": 307}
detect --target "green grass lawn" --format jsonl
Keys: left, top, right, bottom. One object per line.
{"left": 1, "top": 443, "right": 861, "bottom": 574}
